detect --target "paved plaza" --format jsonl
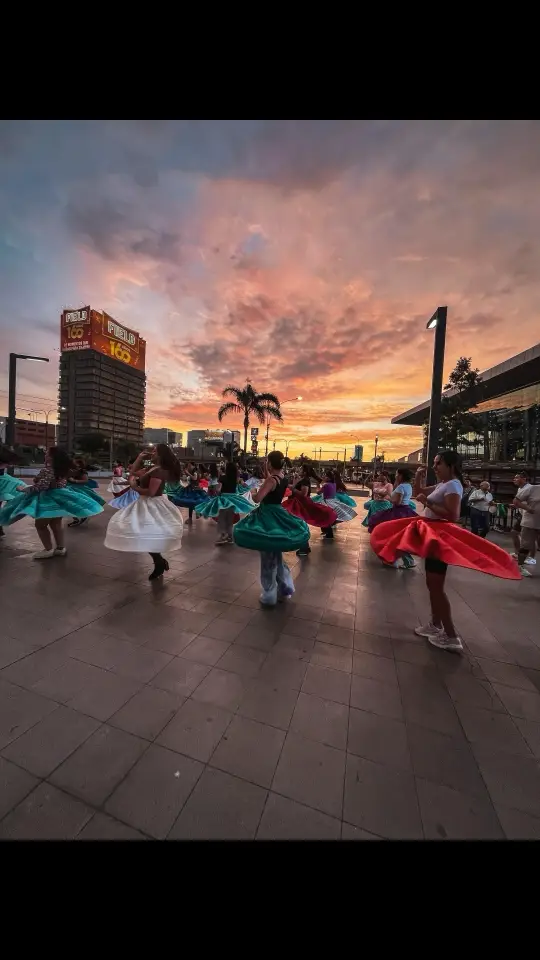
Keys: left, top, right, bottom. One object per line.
{"left": 1, "top": 487, "right": 540, "bottom": 840}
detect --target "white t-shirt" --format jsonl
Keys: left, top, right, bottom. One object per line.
{"left": 424, "top": 479, "right": 463, "bottom": 519}
{"left": 468, "top": 489, "right": 494, "bottom": 512}
{"left": 518, "top": 484, "right": 540, "bottom": 530}
{"left": 515, "top": 483, "right": 532, "bottom": 508}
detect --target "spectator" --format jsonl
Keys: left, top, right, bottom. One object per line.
{"left": 468, "top": 481, "right": 493, "bottom": 538}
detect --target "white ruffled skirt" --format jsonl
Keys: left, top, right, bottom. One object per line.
{"left": 104, "top": 495, "right": 183, "bottom": 553}
{"left": 107, "top": 477, "right": 130, "bottom": 494}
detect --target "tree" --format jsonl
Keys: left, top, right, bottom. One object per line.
{"left": 217, "top": 383, "right": 282, "bottom": 455}
{"left": 76, "top": 432, "right": 108, "bottom": 456}
{"left": 426, "top": 357, "right": 483, "bottom": 454}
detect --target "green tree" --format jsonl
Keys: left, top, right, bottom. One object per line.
{"left": 76, "top": 432, "right": 108, "bottom": 456}
{"left": 218, "top": 383, "right": 282, "bottom": 455}
{"left": 425, "top": 357, "right": 483, "bottom": 454}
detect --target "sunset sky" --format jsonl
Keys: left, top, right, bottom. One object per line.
{"left": 1, "top": 119, "right": 540, "bottom": 460}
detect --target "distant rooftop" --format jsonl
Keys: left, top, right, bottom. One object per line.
{"left": 392, "top": 341, "right": 540, "bottom": 426}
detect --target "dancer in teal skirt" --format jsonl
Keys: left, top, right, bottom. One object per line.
{"left": 234, "top": 450, "right": 309, "bottom": 606}
{"left": 0, "top": 447, "right": 104, "bottom": 559}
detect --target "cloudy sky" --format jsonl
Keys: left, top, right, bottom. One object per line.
{"left": 1, "top": 119, "right": 539, "bottom": 459}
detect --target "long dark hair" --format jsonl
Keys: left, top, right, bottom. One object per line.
{"left": 301, "top": 463, "right": 321, "bottom": 482}
{"left": 224, "top": 461, "right": 238, "bottom": 484}
{"left": 48, "top": 447, "right": 72, "bottom": 479}
{"left": 324, "top": 468, "right": 335, "bottom": 483}
{"left": 209, "top": 462, "right": 219, "bottom": 479}
{"left": 396, "top": 468, "right": 412, "bottom": 483}
{"left": 335, "top": 473, "right": 347, "bottom": 492}
{"left": 155, "top": 443, "right": 181, "bottom": 482}
{"left": 438, "top": 450, "right": 463, "bottom": 484}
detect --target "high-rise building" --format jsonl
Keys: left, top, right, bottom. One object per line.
{"left": 352, "top": 444, "right": 364, "bottom": 462}
{"left": 58, "top": 307, "right": 146, "bottom": 452}
{"left": 143, "top": 428, "right": 178, "bottom": 445}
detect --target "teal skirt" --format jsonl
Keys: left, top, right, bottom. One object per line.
{"left": 335, "top": 492, "right": 356, "bottom": 507}
{"left": 0, "top": 487, "right": 105, "bottom": 524}
{"left": 196, "top": 492, "right": 256, "bottom": 519}
{"left": 0, "top": 474, "right": 29, "bottom": 501}
{"left": 362, "top": 499, "right": 392, "bottom": 527}
{"left": 234, "top": 503, "right": 310, "bottom": 553}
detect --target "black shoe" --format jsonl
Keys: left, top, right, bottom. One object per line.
{"left": 296, "top": 548, "right": 310, "bottom": 557}
{"left": 68, "top": 518, "right": 80, "bottom": 527}
{"left": 149, "top": 558, "right": 169, "bottom": 581}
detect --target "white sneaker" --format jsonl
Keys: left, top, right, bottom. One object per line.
{"left": 32, "top": 549, "right": 56, "bottom": 560}
{"left": 510, "top": 552, "right": 518, "bottom": 559}
{"left": 414, "top": 622, "right": 443, "bottom": 638}
{"left": 519, "top": 565, "right": 532, "bottom": 578}
{"left": 524, "top": 557, "right": 536, "bottom": 565}
{"left": 427, "top": 631, "right": 464, "bottom": 653}
{"left": 54, "top": 547, "right": 67, "bottom": 557}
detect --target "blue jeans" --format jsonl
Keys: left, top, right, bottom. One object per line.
{"left": 260, "top": 552, "right": 295, "bottom": 605}
{"left": 470, "top": 508, "right": 490, "bottom": 538}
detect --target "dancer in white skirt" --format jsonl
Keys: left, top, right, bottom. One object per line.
{"left": 104, "top": 444, "right": 183, "bottom": 580}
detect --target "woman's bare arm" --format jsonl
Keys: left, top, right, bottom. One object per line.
{"left": 252, "top": 476, "right": 276, "bottom": 504}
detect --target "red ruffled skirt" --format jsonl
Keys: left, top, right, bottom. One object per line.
{"left": 370, "top": 516, "right": 521, "bottom": 580}
{"left": 282, "top": 495, "right": 338, "bottom": 528}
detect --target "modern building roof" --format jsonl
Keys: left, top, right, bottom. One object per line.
{"left": 392, "top": 341, "right": 540, "bottom": 426}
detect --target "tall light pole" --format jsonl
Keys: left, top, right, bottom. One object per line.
{"left": 265, "top": 396, "right": 302, "bottom": 456}
{"left": 426, "top": 306, "right": 448, "bottom": 483}
{"left": 374, "top": 433, "right": 379, "bottom": 467}
{"left": 33, "top": 407, "right": 64, "bottom": 447}
{"left": 6, "top": 353, "right": 49, "bottom": 474}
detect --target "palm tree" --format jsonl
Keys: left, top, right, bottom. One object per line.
{"left": 218, "top": 383, "right": 282, "bottom": 456}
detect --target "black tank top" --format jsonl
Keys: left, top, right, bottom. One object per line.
{"left": 264, "top": 475, "right": 288, "bottom": 504}
{"left": 294, "top": 476, "right": 311, "bottom": 497}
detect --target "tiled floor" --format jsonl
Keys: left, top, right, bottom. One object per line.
{"left": 1, "top": 488, "right": 540, "bottom": 840}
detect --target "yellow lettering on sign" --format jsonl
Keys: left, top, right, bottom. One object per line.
{"left": 110, "top": 341, "right": 131, "bottom": 364}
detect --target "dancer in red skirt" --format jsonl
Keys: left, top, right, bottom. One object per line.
{"left": 370, "top": 451, "right": 520, "bottom": 654}
{"left": 282, "top": 465, "right": 337, "bottom": 557}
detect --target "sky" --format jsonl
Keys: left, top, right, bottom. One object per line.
{"left": 1, "top": 119, "right": 540, "bottom": 461}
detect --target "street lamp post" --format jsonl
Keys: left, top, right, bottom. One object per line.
{"left": 374, "top": 434, "right": 379, "bottom": 467}
{"left": 426, "top": 306, "right": 448, "bottom": 483}
{"left": 6, "top": 353, "right": 49, "bottom": 474}
{"left": 265, "top": 396, "right": 302, "bottom": 456}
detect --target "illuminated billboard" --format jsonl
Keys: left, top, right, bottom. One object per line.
{"left": 60, "top": 307, "right": 146, "bottom": 372}
{"left": 204, "top": 429, "right": 224, "bottom": 441}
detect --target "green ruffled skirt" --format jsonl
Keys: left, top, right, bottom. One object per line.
{"left": 0, "top": 474, "right": 29, "bottom": 501}
{"left": 195, "top": 492, "right": 256, "bottom": 519}
{"left": 234, "top": 503, "right": 310, "bottom": 553}
{"left": 0, "top": 487, "right": 105, "bottom": 524}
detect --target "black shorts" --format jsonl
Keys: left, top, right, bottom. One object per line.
{"left": 425, "top": 556, "right": 448, "bottom": 575}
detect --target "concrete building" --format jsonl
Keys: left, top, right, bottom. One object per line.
{"left": 143, "top": 428, "right": 179, "bottom": 445}
{"left": 0, "top": 418, "right": 56, "bottom": 448}
{"left": 58, "top": 307, "right": 146, "bottom": 452}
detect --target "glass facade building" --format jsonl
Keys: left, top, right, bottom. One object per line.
{"left": 392, "top": 342, "right": 540, "bottom": 468}
{"left": 458, "top": 383, "right": 540, "bottom": 463}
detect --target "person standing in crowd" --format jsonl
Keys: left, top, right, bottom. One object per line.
{"left": 510, "top": 472, "right": 536, "bottom": 567}
{"left": 315, "top": 468, "right": 357, "bottom": 540}
{"left": 282, "top": 464, "right": 337, "bottom": 557}
{"left": 367, "top": 467, "right": 417, "bottom": 568}
{"left": 514, "top": 478, "right": 540, "bottom": 577}
{"left": 460, "top": 477, "right": 474, "bottom": 524}
{"left": 468, "top": 481, "right": 493, "bottom": 538}
{"left": 0, "top": 446, "right": 104, "bottom": 558}
{"left": 370, "top": 451, "right": 520, "bottom": 653}
{"left": 362, "top": 472, "right": 393, "bottom": 528}
{"left": 195, "top": 461, "right": 255, "bottom": 544}
{"left": 105, "top": 444, "right": 183, "bottom": 580}
{"left": 234, "top": 451, "right": 309, "bottom": 606}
